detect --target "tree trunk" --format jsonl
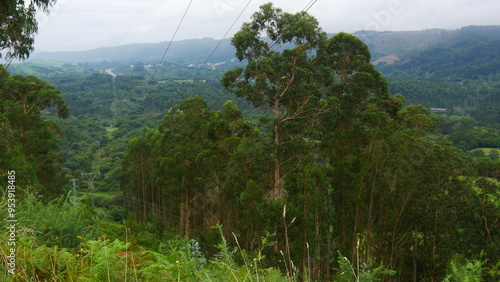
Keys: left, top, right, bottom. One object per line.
{"left": 186, "top": 188, "right": 191, "bottom": 237}
{"left": 413, "top": 228, "right": 418, "bottom": 282}
{"left": 273, "top": 112, "right": 283, "bottom": 200}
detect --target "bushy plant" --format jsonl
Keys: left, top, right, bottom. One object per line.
{"left": 1, "top": 195, "right": 292, "bottom": 281}
{"left": 22, "top": 244, "right": 77, "bottom": 281}
{"left": 0, "top": 229, "right": 78, "bottom": 281}
{"left": 443, "top": 255, "right": 485, "bottom": 282}
{"left": 79, "top": 238, "right": 130, "bottom": 281}
{"left": 19, "top": 193, "right": 98, "bottom": 248}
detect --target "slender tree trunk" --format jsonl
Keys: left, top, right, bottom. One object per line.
{"left": 179, "top": 193, "right": 185, "bottom": 234}
{"left": 413, "top": 227, "right": 418, "bottom": 282}
{"left": 366, "top": 165, "right": 380, "bottom": 263}
{"left": 352, "top": 176, "right": 365, "bottom": 269}
{"left": 186, "top": 189, "right": 191, "bottom": 237}
{"left": 142, "top": 164, "right": 147, "bottom": 223}
{"left": 430, "top": 209, "right": 439, "bottom": 281}
{"left": 314, "top": 203, "right": 321, "bottom": 279}
{"left": 274, "top": 117, "right": 282, "bottom": 199}
{"left": 179, "top": 176, "right": 187, "bottom": 234}
{"left": 327, "top": 175, "right": 333, "bottom": 279}
{"left": 327, "top": 227, "right": 332, "bottom": 279}
{"left": 482, "top": 193, "right": 494, "bottom": 245}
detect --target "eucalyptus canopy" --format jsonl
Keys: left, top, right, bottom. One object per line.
{"left": 0, "top": 0, "right": 56, "bottom": 62}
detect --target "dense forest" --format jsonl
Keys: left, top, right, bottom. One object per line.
{"left": 1, "top": 2, "right": 500, "bottom": 281}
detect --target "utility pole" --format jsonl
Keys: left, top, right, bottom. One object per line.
{"left": 69, "top": 178, "right": 79, "bottom": 206}
{"left": 81, "top": 172, "right": 100, "bottom": 206}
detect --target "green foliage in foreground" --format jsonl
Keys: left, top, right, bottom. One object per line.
{"left": 0, "top": 195, "right": 289, "bottom": 281}
{"left": 334, "top": 251, "right": 395, "bottom": 282}
{"left": 2, "top": 192, "right": 499, "bottom": 281}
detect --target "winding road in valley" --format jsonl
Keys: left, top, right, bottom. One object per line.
{"left": 105, "top": 68, "right": 117, "bottom": 78}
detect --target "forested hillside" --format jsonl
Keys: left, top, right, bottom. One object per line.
{"left": 377, "top": 26, "right": 500, "bottom": 108}
{"left": 29, "top": 37, "right": 238, "bottom": 66}
{"left": 1, "top": 3, "right": 500, "bottom": 281}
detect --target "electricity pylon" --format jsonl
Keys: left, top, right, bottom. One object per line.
{"left": 81, "top": 172, "right": 100, "bottom": 206}
{"left": 69, "top": 178, "right": 79, "bottom": 206}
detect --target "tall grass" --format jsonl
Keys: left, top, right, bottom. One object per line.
{"left": 1, "top": 193, "right": 289, "bottom": 281}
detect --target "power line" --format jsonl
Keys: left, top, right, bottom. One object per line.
{"left": 303, "top": 0, "right": 318, "bottom": 14}
{"left": 69, "top": 178, "right": 79, "bottom": 206}
{"left": 81, "top": 172, "right": 100, "bottom": 206}
{"left": 268, "top": 0, "right": 318, "bottom": 53}
{"left": 148, "top": 0, "right": 194, "bottom": 84}
{"left": 191, "top": 0, "right": 253, "bottom": 83}
{"left": 208, "top": 0, "right": 319, "bottom": 111}
{"left": 79, "top": 1, "right": 322, "bottom": 219}
{"left": 96, "top": 2, "right": 195, "bottom": 180}
{"left": 121, "top": 1, "right": 257, "bottom": 175}
{"left": 124, "top": 0, "right": 320, "bottom": 175}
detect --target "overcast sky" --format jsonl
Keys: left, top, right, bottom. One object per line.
{"left": 33, "top": 0, "right": 500, "bottom": 52}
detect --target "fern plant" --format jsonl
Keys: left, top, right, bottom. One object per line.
{"left": 443, "top": 255, "right": 485, "bottom": 282}
{"left": 78, "top": 238, "right": 129, "bottom": 281}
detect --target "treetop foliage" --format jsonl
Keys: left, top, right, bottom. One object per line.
{"left": 0, "top": 65, "right": 68, "bottom": 197}
{"left": 0, "top": 0, "right": 56, "bottom": 62}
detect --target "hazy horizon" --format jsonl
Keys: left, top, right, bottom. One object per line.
{"left": 32, "top": 0, "right": 500, "bottom": 52}
{"left": 29, "top": 24, "right": 498, "bottom": 55}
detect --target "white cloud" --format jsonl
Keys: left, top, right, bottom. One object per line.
{"left": 33, "top": 0, "right": 500, "bottom": 52}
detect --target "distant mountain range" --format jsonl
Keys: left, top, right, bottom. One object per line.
{"left": 29, "top": 37, "right": 237, "bottom": 66}
{"left": 11, "top": 25, "right": 500, "bottom": 110}
{"left": 358, "top": 25, "right": 500, "bottom": 66}
{"left": 25, "top": 25, "right": 500, "bottom": 68}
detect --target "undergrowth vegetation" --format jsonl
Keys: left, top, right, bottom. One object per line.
{"left": 0, "top": 194, "right": 292, "bottom": 281}
{"left": 0, "top": 193, "right": 401, "bottom": 281}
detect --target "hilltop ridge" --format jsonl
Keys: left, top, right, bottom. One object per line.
{"left": 24, "top": 25, "right": 500, "bottom": 67}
